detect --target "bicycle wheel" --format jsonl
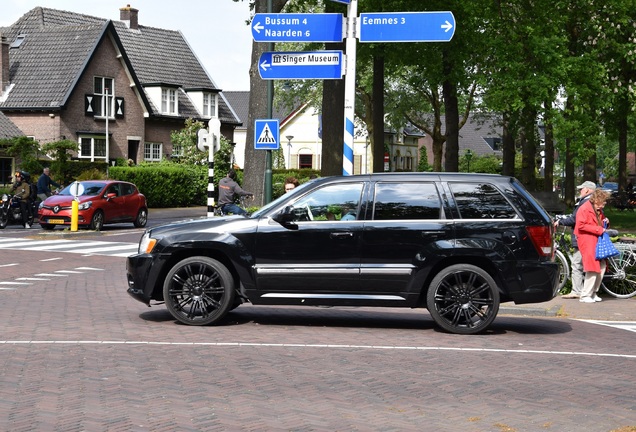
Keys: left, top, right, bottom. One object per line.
{"left": 601, "top": 247, "right": 636, "bottom": 298}
{"left": 554, "top": 249, "right": 570, "bottom": 296}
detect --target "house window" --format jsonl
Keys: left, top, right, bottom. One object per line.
{"left": 161, "top": 89, "right": 177, "bottom": 114}
{"left": 94, "top": 77, "right": 114, "bottom": 118}
{"left": 299, "top": 154, "right": 313, "bottom": 169}
{"left": 203, "top": 93, "right": 215, "bottom": 117}
{"left": 144, "top": 142, "right": 162, "bottom": 161}
{"left": 78, "top": 136, "right": 107, "bottom": 161}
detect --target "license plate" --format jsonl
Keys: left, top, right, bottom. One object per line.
{"left": 47, "top": 219, "right": 65, "bottom": 224}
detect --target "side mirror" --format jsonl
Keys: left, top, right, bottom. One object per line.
{"left": 106, "top": 192, "right": 117, "bottom": 200}
{"left": 272, "top": 205, "right": 298, "bottom": 229}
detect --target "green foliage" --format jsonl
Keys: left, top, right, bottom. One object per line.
{"left": 458, "top": 153, "right": 502, "bottom": 175}
{"left": 76, "top": 168, "right": 107, "bottom": 181}
{"left": 417, "top": 146, "right": 432, "bottom": 172}
{"left": 170, "top": 118, "right": 207, "bottom": 165}
{"left": 213, "top": 137, "right": 237, "bottom": 186}
{"left": 109, "top": 162, "right": 207, "bottom": 208}
{"left": 1, "top": 136, "right": 42, "bottom": 175}
{"left": 41, "top": 139, "right": 77, "bottom": 184}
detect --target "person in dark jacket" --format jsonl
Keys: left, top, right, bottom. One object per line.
{"left": 36, "top": 168, "right": 61, "bottom": 202}
{"left": 217, "top": 169, "right": 253, "bottom": 215}
{"left": 555, "top": 180, "right": 596, "bottom": 298}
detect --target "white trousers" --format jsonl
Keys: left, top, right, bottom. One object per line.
{"left": 581, "top": 260, "right": 606, "bottom": 299}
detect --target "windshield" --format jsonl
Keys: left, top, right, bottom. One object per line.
{"left": 59, "top": 182, "right": 106, "bottom": 197}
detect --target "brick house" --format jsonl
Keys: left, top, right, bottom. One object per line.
{"left": 0, "top": 5, "right": 240, "bottom": 172}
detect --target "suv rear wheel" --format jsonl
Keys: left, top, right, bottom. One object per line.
{"left": 427, "top": 264, "right": 500, "bottom": 335}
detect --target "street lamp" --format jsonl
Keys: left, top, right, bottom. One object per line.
{"left": 286, "top": 135, "right": 294, "bottom": 169}
{"left": 465, "top": 149, "right": 473, "bottom": 172}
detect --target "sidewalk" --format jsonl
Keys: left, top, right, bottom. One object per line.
{"left": 500, "top": 295, "right": 636, "bottom": 321}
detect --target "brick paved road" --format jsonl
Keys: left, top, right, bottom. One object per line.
{"left": 1, "top": 250, "right": 635, "bottom": 432}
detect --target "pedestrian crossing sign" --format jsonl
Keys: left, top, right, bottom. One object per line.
{"left": 254, "top": 119, "right": 280, "bottom": 150}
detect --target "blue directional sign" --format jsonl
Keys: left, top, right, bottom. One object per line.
{"left": 252, "top": 13, "right": 344, "bottom": 43}
{"left": 330, "top": 0, "right": 351, "bottom": 3}
{"left": 254, "top": 119, "right": 280, "bottom": 150}
{"left": 359, "top": 11, "right": 456, "bottom": 43}
{"left": 258, "top": 51, "right": 344, "bottom": 80}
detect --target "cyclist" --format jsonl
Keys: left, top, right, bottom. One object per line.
{"left": 217, "top": 169, "right": 253, "bottom": 215}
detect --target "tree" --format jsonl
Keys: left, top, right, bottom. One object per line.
{"left": 170, "top": 118, "right": 207, "bottom": 165}
{"left": 41, "top": 139, "right": 78, "bottom": 185}
{"left": 243, "top": 0, "right": 288, "bottom": 206}
{"left": 1, "top": 136, "right": 42, "bottom": 176}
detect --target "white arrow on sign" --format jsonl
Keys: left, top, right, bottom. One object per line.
{"left": 260, "top": 60, "right": 271, "bottom": 72}
{"left": 253, "top": 21, "right": 264, "bottom": 34}
{"left": 441, "top": 20, "right": 453, "bottom": 32}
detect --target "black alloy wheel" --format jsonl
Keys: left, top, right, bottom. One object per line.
{"left": 163, "top": 256, "right": 235, "bottom": 326}
{"left": 426, "top": 264, "right": 500, "bottom": 335}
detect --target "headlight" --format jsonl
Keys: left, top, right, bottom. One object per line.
{"left": 138, "top": 232, "right": 158, "bottom": 254}
{"left": 78, "top": 201, "right": 92, "bottom": 210}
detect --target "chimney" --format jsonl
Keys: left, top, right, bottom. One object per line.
{"left": 0, "top": 34, "right": 9, "bottom": 93}
{"left": 119, "top": 4, "right": 139, "bottom": 30}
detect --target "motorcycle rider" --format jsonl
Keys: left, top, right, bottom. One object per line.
{"left": 10, "top": 171, "right": 32, "bottom": 228}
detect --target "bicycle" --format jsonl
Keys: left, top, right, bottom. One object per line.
{"left": 553, "top": 225, "right": 572, "bottom": 296}
{"left": 601, "top": 238, "right": 636, "bottom": 298}
{"left": 213, "top": 194, "right": 252, "bottom": 216}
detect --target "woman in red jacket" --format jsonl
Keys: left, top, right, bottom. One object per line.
{"left": 574, "top": 189, "right": 615, "bottom": 303}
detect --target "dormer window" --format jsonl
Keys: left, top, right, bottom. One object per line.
{"left": 203, "top": 93, "right": 215, "bottom": 117}
{"left": 161, "top": 88, "right": 177, "bottom": 115}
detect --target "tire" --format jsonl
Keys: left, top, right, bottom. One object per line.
{"left": 133, "top": 208, "right": 148, "bottom": 228}
{"left": 40, "top": 224, "right": 55, "bottom": 230}
{"left": 89, "top": 210, "right": 104, "bottom": 231}
{"left": 601, "top": 249, "right": 636, "bottom": 298}
{"left": 163, "top": 256, "right": 235, "bottom": 326}
{"left": 426, "top": 264, "right": 500, "bottom": 335}
{"left": 554, "top": 250, "right": 570, "bottom": 296}
{"left": 0, "top": 214, "right": 7, "bottom": 229}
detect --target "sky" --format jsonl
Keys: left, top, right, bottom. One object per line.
{"left": 0, "top": 0, "right": 254, "bottom": 91}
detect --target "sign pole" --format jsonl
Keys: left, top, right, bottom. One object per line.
{"left": 342, "top": 0, "right": 357, "bottom": 176}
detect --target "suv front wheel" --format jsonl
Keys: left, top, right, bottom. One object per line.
{"left": 426, "top": 264, "right": 500, "bottom": 335}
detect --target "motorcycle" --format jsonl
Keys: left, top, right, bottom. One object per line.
{"left": 0, "top": 194, "right": 39, "bottom": 229}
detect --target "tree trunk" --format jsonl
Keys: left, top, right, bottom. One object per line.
{"left": 543, "top": 109, "right": 554, "bottom": 192}
{"left": 243, "top": 0, "right": 287, "bottom": 205}
{"left": 501, "top": 112, "right": 515, "bottom": 177}
{"left": 321, "top": 41, "right": 345, "bottom": 177}
{"left": 372, "top": 54, "right": 384, "bottom": 173}
{"left": 442, "top": 50, "right": 459, "bottom": 173}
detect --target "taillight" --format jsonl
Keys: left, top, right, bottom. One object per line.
{"left": 525, "top": 225, "right": 553, "bottom": 257}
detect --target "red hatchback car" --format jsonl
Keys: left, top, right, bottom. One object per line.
{"left": 38, "top": 180, "right": 148, "bottom": 230}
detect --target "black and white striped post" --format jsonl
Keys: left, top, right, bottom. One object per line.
{"left": 198, "top": 118, "right": 221, "bottom": 218}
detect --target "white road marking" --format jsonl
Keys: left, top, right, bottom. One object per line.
{"left": 0, "top": 341, "right": 633, "bottom": 358}
{"left": 580, "top": 320, "right": 636, "bottom": 333}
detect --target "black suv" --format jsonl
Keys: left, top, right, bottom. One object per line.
{"left": 127, "top": 173, "right": 558, "bottom": 334}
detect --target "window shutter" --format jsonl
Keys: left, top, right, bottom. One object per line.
{"left": 85, "top": 94, "right": 94, "bottom": 116}
{"left": 115, "top": 97, "right": 125, "bottom": 118}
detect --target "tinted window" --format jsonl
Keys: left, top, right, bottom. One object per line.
{"left": 449, "top": 183, "right": 517, "bottom": 219}
{"left": 291, "top": 182, "right": 363, "bottom": 222}
{"left": 373, "top": 182, "right": 442, "bottom": 220}
{"left": 121, "top": 183, "right": 134, "bottom": 196}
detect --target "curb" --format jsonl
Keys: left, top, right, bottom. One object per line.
{"left": 499, "top": 304, "right": 562, "bottom": 317}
